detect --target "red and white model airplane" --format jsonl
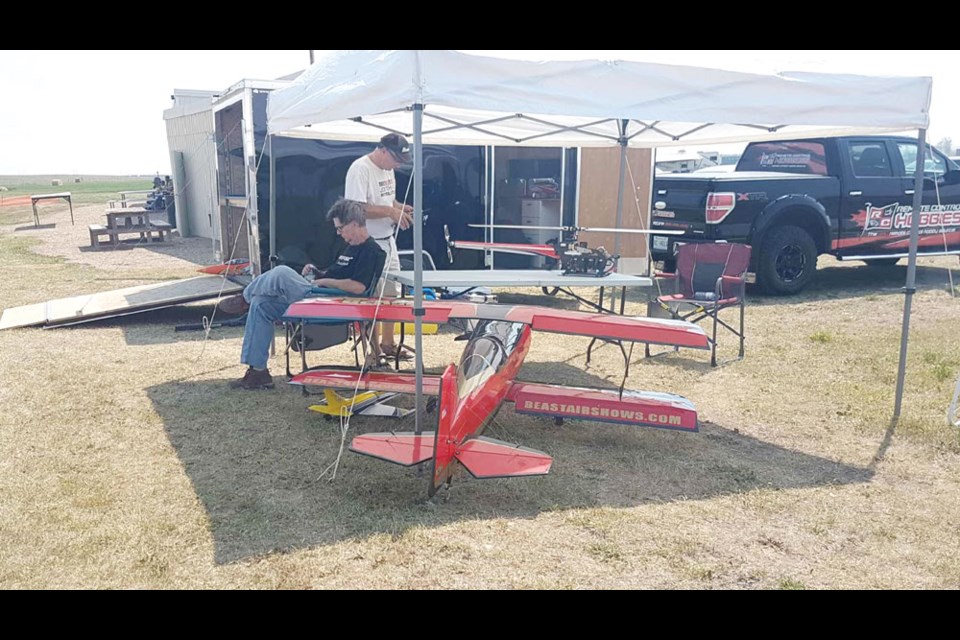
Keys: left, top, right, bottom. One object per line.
{"left": 284, "top": 298, "right": 709, "bottom": 496}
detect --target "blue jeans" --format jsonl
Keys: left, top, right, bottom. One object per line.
{"left": 239, "top": 265, "right": 314, "bottom": 369}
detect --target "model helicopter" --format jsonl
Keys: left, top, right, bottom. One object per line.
{"left": 446, "top": 223, "right": 683, "bottom": 277}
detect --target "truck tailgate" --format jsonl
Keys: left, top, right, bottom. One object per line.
{"left": 651, "top": 176, "right": 715, "bottom": 234}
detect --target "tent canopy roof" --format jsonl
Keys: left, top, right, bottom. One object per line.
{"left": 267, "top": 50, "right": 931, "bottom": 147}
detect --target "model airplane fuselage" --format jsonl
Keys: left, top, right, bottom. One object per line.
{"left": 285, "top": 298, "right": 707, "bottom": 496}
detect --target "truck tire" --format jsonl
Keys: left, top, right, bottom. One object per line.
{"left": 863, "top": 258, "right": 900, "bottom": 267}
{"left": 757, "top": 225, "right": 817, "bottom": 294}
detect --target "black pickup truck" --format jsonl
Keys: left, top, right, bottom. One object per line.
{"left": 649, "top": 136, "right": 960, "bottom": 294}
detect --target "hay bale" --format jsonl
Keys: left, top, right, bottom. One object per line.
{"left": 0, "top": 186, "right": 8, "bottom": 192}
{"left": 74, "top": 177, "right": 82, "bottom": 183}
{"left": 51, "top": 179, "right": 62, "bottom": 186}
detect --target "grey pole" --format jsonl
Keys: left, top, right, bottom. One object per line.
{"left": 893, "top": 128, "right": 927, "bottom": 422}
{"left": 613, "top": 119, "right": 628, "bottom": 259}
{"left": 268, "top": 135, "right": 276, "bottom": 267}
{"left": 413, "top": 103, "right": 425, "bottom": 434}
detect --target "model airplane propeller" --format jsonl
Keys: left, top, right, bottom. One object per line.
{"left": 284, "top": 298, "right": 709, "bottom": 497}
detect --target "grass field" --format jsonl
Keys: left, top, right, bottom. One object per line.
{"left": 0, "top": 181, "right": 958, "bottom": 589}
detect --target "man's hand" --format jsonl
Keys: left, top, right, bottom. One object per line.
{"left": 301, "top": 263, "right": 319, "bottom": 278}
{"left": 393, "top": 204, "right": 413, "bottom": 230}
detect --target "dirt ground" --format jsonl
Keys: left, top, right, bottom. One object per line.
{"left": 1, "top": 197, "right": 958, "bottom": 589}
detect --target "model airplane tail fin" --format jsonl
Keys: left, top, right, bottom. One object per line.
{"left": 455, "top": 437, "right": 552, "bottom": 479}
{"left": 350, "top": 432, "right": 436, "bottom": 466}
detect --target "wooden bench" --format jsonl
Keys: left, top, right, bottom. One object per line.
{"left": 89, "top": 221, "right": 173, "bottom": 250}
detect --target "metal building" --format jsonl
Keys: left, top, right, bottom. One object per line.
{"left": 163, "top": 89, "right": 219, "bottom": 245}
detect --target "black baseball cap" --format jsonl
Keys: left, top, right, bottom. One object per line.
{"left": 380, "top": 133, "right": 411, "bottom": 164}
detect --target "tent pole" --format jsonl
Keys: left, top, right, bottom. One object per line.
{"left": 413, "top": 103, "right": 425, "bottom": 435}
{"left": 613, "top": 119, "right": 628, "bottom": 261}
{"left": 269, "top": 135, "right": 276, "bottom": 268}
{"left": 893, "top": 128, "right": 927, "bottom": 423}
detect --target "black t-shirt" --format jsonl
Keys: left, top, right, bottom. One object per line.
{"left": 322, "top": 237, "right": 385, "bottom": 291}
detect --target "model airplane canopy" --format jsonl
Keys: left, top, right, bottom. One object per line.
{"left": 268, "top": 50, "right": 930, "bottom": 147}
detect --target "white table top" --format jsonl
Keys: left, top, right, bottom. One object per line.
{"left": 30, "top": 192, "right": 71, "bottom": 200}
{"left": 386, "top": 269, "right": 651, "bottom": 288}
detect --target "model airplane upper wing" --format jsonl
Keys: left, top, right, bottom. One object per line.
{"left": 284, "top": 299, "right": 709, "bottom": 350}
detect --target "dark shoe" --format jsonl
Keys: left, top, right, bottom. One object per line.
{"left": 229, "top": 367, "right": 275, "bottom": 390}
{"left": 219, "top": 293, "right": 250, "bottom": 316}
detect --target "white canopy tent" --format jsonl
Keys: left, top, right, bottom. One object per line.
{"left": 266, "top": 50, "right": 933, "bottom": 429}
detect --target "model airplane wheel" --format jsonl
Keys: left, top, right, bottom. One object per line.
{"left": 426, "top": 397, "right": 438, "bottom": 414}
{"left": 554, "top": 417, "right": 564, "bottom": 426}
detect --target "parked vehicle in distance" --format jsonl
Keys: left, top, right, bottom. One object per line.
{"left": 649, "top": 137, "right": 960, "bottom": 294}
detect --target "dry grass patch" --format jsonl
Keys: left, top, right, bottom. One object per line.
{"left": 1, "top": 189, "right": 959, "bottom": 588}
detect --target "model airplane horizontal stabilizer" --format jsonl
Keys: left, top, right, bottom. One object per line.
{"left": 455, "top": 437, "right": 553, "bottom": 478}
{"left": 509, "top": 383, "right": 698, "bottom": 432}
{"left": 350, "top": 432, "right": 436, "bottom": 466}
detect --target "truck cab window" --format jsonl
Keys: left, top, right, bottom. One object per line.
{"left": 850, "top": 142, "right": 893, "bottom": 177}
{"left": 896, "top": 142, "right": 948, "bottom": 177}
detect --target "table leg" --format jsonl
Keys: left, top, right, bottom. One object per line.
{"left": 68, "top": 197, "right": 74, "bottom": 225}
{"left": 32, "top": 202, "right": 39, "bottom": 227}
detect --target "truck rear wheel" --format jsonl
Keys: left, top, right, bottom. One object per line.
{"left": 757, "top": 225, "right": 817, "bottom": 294}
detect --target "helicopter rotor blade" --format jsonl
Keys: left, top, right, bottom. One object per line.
{"left": 468, "top": 223, "right": 683, "bottom": 235}
{"left": 578, "top": 227, "right": 685, "bottom": 235}
{"left": 468, "top": 224, "right": 562, "bottom": 231}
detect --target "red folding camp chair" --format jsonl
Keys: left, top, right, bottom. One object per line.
{"left": 647, "top": 243, "right": 751, "bottom": 367}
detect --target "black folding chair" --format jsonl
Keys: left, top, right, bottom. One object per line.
{"left": 284, "top": 249, "right": 387, "bottom": 377}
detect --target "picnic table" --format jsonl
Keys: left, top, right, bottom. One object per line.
{"left": 88, "top": 207, "right": 172, "bottom": 249}
{"left": 30, "top": 192, "right": 74, "bottom": 227}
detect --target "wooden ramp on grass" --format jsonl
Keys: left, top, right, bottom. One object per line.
{"left": 0, "top": 275, "right": 248, "bottom": 330}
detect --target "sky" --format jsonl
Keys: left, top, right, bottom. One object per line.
{"left": 1, "top": 50, "right": 958, "bottom": 176}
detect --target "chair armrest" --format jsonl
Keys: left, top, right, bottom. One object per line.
{"left": 654, "top": 271, "right": 679, "bottom": 297}
{"left": 715, "top": 275, "right": 746, "bottom": 300}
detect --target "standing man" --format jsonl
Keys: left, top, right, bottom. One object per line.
{"left": 345, "top": 133, "right": 414, "bottom": 360}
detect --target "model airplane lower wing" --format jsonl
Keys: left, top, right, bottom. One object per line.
{"left": 290, "top": 369, "right": 442, "bottom": 396}
{"left": 506, "top": 382, "right": 698, "bottom": 432}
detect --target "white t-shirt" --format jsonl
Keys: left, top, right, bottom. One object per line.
{"left": 344, "top": 155, "right": 396, "bottom": 240}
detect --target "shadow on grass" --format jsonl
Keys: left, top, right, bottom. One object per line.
{"left": 749, "top": 260, "right": 956, "bottom": 306}
{"left": 144, "top": 362, "right": 871, "bottom": 564}
{"left": 13, "top": 223, "right": 56, "bottom": 231}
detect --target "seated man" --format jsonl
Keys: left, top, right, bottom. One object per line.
{"left": 220, "top": 198, "right": 385, "bottom": 390}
